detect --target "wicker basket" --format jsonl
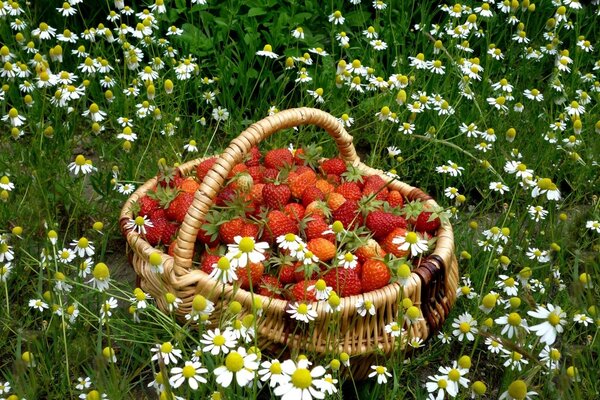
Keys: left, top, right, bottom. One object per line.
{"left": 120, "top": 107, "right": 459, "bottom": 380}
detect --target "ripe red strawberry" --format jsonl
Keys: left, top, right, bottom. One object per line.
{"left": 355, "top": 239, "right": 386, "bottom": 264}
{"left": 331, "top": 199, "right": 362, "bottom": 229}
{"left": 307, "top": 238, "right": 336, "bottom": 262}
{"left": 157, "top": 166, "right": 183, "bottom": 188}
{"left": 237, "top": 262, "right": 265, "bottom": 290}
{"left": 301, "top": 186, "right": 324, "bottom": 207}
{"left": 284, "top": 203, "right": 305, "bottom": 222}
{"left": 166, "top": 192, "right": 194, "bottom": 223}
{"left": 179, "top": 177, "right": 201, "bottom": 194}
{"left": 335, "top": 182, "right": 363, "bottom": 201}
{"left": 305, "top": 217, "right": 334, "bottom": 242}
{"left": 366, "top": 211, "right": 407, "bottom": 240}
{"left": 138, "top": 194, "right": 160, "bottom": 216}
{"left": 258, "top": 275, "right": 283, "bottom": 298}
{"left": 196, "top": 157, "right": 218, "bottom": 181}
{"left": 200, "top": 254, "right": 221, "bottom": 274}
{"left": 320, "top": 158, "right": 347, "bottom": 176}
{"left": 197, "top": 226, "right": 219, "bottom": 247}
{"left": 262, "top": 168, "right": 279, "bottom": 183}
{"left": 264, "top": 148, "right": 293, "bottom": 170}
{"left": 290, "top": 280, "right": 318, "bottom": 302}
{"left": 323, "top": 268, "right": 362, "bottom": 297}
{"left": 362, "top": 175, "right": 389, "bottom": 201}
{"left": 219, "top": 218, "right": 244, "bottom": 244}
{"left": 262, "top": 183, "right": 291, "bottom": 209}
{"left": 361, "top": 259, "right": 391, "bottom": 292}
{"left": 149, "top": 207, "right": 167, "bottom": 221}
{"left": 278, "top": 264, "right": 297, "bottom": 285}
{"left": 245, "top": 146, "right": 262, "bottom": 167}
{"left": 144, "top": 217, "right": 167, "bottom": 246}
{"left": 228, "top": 163, "right": 248, "bottom": 179}
{"left": 293, "top": 148, "right": 305, "bottom": 165}
{"left": 241, "top": 222, "right": 259, "bottom": 239}
{"left": 288, "top": 169, "right": 317, "bottom": 199}
{"left": 263, "top": 210, "right": 298, "bottom": 242}
{"left": 415, "top": 212, "right": 441, "bottom": 233}
{"left": 387, "top": 190, "right": 404, "bottom": 208}
{"left": 216, "top": 185, "right": 237, "bottom": 206}
{"left": 381, "top": 227, "right": 410, "bottom": 258}
{"left": 247, "top": 166, "right": 265, "bottom": 183}
{"left": 161, "top": 221, "right": 178, "bottom": 244}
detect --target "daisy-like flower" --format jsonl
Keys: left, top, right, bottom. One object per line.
{"left": 489, "top": 181, "right": 510, "bottom": 194}
{"left": 170, "top": 360, "right": 208, "bottom": 390}
{"left": 183, "top": 139, "right": 198, "bottom": 153}
{"left": 0, "top": 242, "right": 14, "bottom": 263}
{"left": 499, "top": 379, "right": 537, "bottom": 400}
{"left": 0, "top": 262, "right": 12, "bottom": 282}
{"left": 495, "top": 312, "right": 529, "bottom": 339}
{"left": 370, "top": 39, "right": 388, "bottom": 51}
{"left": 100, "top": 296, "right": 118, "bottom": 322}
{"left": 71, "top": 237, "right": 95, "bottom": 257}
{"left": 151, "top": 342, "right": 182, "bottom": 365}
{"left": 75, "top": 376, "right": 91, "bottom": 391}
{"left": 502, "top": 350, "right": 529, "bottom": 371}
{"left": 259, "top": 359, "right": 288, "bottom": 388}
{"left": 405, "top": 305, "right": 424, "bottom": 325}
{"left": 3, "top": 107, "right": 26, "bottom": 126}
{"left": 487, "top": 95, "right": 508, "bottom": 111}
{"left": 130, "top": 288, "right": 151, "bottom": 309}
{"left": 527, "top": 304, "right": 566, "bottom": 345}
{"left": 287, "top": 302, "right": 318, "bottom": 323}
{"left": 369, "top": 365, "right": 392, "bottom": 384}
{"left": 586, "top": 220, "right": 600, "bottom": 233}
{"left": 209, "top": 256, "right": 238, "bottom": 284}
{"left": 328, "top": 10, "right": 345, "bottom": 24}
{"left": 212, "top": 106, "right": 229, "bottom": 122}
{"left": 485, "top": 336, "right": 504, "bottom": 354}
{"left": 384, "top": 321, "right": 404, "bottom": 338}
{"left": 338, "top": 113, "right": 354, "bottom": 127}
{"left": 307, "top": 279, "right": 331, "bottom": 301}
{"left": 0, "top": 176, "right": 14, "bottom": 191}
{"left": 356, "top": 299, "right": 376, "bottom": 317}
{"left": 201, "top": 328, "right": 237, "bottom": 355}
{"left": 307, "top": 88, "right": 324, "bottom": 103}
{"left": 226, "top": 236, "right": 268, "bottom": 269}
{"left": 88, "top": 262, "right": 111, "bottom": 291}
{"left": 539, "top": 346, "right": 561, "bottom": 372}
{"left": 274, "top": 358, "right": 329, "bottom": 399}
{"left": 573, "top": 313, "right": 593, "bottom": 326}
{"left": 68, "top": 155, "right": 94, "bottom": 176}
{"left": 214, "top": 347, "right": 259, "bottom": 388}
{"left": 125, "top": 215, "right": 154, "bottom": 235}
{"left": 185, "top": 294, "right": 215, "bottom": 322}
{"left": 393, "top": 231, "right": 429, "bottom": 257}
{"left": 408, "top": 337, "right": 424, "bottom": 348}
{"left": 291, "top": 27, "right": 304, "bottom": 39}
{"left": 165, "top": 292, "right": 182, "bottom": 312}
{"left": 77, "top": 258, "right": 93, "bottom": 278}
{"left": 277, "top": 233, "right": 305, "bottom": 252}
{"left": 256, "top": 44, "right": 278, "bottom": 59}
{"left": 496, "top": 275, "right": 519, "bottom": 296}
{"left": 32, "top": 22, "right": 57, "bottom": 40}
{"left": 451, "top": 312, "right": 478, "bottom": 342}
{"left": 426, "top": 374, "right": 455, "bottom": 399}
{"left": 337, "top": 252, "right": 358, "bottom": 269}
{"left": 325, "top": 291, "right": 342, "bottom": 313}
{"left": 29, "top": 298, "right": 49, "bottom": 312}
{"left": 531, "top": 178, "right": 561, "bottom": 201}
{"left": 527, "top": 205, "right": 548, "bottom": 222}
{"left": 438, "top": 362, "right": 469, "bottom": 395}
{"left": 565, "top": 100, "right": 585, "bottom": 117}
{"left": 526, "top": 247, "right": 550, "bottom": 263}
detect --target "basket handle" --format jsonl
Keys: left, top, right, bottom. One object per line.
{"left": 173, "top": 107, "right": 360, "bottom": 272}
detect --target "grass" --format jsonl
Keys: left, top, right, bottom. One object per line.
{"left": 0, "top": 0, "right": 599, "bottom": 399}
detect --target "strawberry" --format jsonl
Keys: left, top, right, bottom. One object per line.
{"left": 293, "top": 148, "right": 305, "bottom": 165}
{"left": 361, "top": 259, "right": 391, "bottom": 292}
{"left": 196, "top": 157, "right": 218, "bottom": 181}
{"left": 144, "top": 217, "right": 167, "bottom": 246}
{"left": 387, "top": 190, "right": 404, "bottom": 208}
{"left": 157, "top": 166, "right": 183, "bottom": 188}
{"left": 200, "top": 254, "right": 221, "bottom": 275}
{"left": 381, "top": 227, "right": 410, "bottom": 258}
{"left": 237, "top": 262, "right": 265, "bottom": 290}
{"left": 315, "top": 179, "right": 335, "bottom": 195}
{"left": 320, "top": 158, "right": 347, "bottom": 176}
{"left": 148, "top": 207, "right": 167, "bottom": 221}
{"left": 290, "top": 280, "right": 318, "bottom": 302}
{"left": 263, "top": 210, "right": 298, "bottom": 242}
{"left": 179, "top": 177, "right": 200, "bottom": 194}
{"left": 166, "top": 192, "right": 194, "bottom": 223}
{"left": 247, "top": 166, "right": 265, "bottom": 184}
{"left": 307, "top": 238, "right": 336, "bottom": 262}
{"left": 331, "top": 199, "right": 362, "bottom": 229}
{"left": 262, "top": 168, "right": 279, "bottom": 183}
{"left": 293, "top": 262, "right": 320, "bottom": 282}
{"left": 355, "top": 239, "right": 386, "bottom": 264}
{"left": 304, "top": 201, "right": 329, "bottom": 219}
{"left": 264, "top": 149, "right": 293, "bottom": 170}
{"left": 167, "top": 239, "right": 178, "bottom": 257}
{"left": 335, "top": 182, "right": 362, "bottom": 201}
{"left": 228, "top": 163, "right": 248, "bottom": 179}
{"left": 245, "top": 146, "right": 262, "bottom": 167}
{"left": 161, "top": 221, "right": 179, "bottom": 244}
{"left": 301, "top": 186, "right": 325, "bottom": 207}
{"left": 288, "top": 169, "right": 317, "bottom": 199}
{"left": 323, "top": 268, "right": 362, "bottom": 297}
{"left": 258, "top": 275, "right": 283, "bottom": 298}
{"left": 414, "top": 211, "right": 441, "bottom": 233}
{"left": 278, "top": 264, "right": 297, "bottom": 285}
{"left": 215, "top": 185, "right": 237, "bottom": 206}
{"left": 137, "top": 194, "right": 160, "bottom": 216}
{"left": 362, "top": 175, "right": 389, "bottom": 201}
{"left": 219, "top": 218, "right": 244, "bottom": 244}
{"left": 263, "top": 183, "right": 291, "bottom": 209}
{"left": 326, "top": 192, "right": 346, "bottom": 211}
{"left": 197, "top": 226, "right": 219, "bottom": 247}
{"left": 305, "top": 217, "right": 334, "bottom": 242}
{"left": 284, "top": 203, "right": 306, "bottom": 222}
{"left": 366, "top": 211, "right": 407, "bottom": 240}
{"left": 241, "top": 222, "right": 260, "bottom": 239}
{"left": 250, "top": 183, "right": 265, "bottom": 205}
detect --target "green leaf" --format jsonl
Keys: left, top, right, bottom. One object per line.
{"left": 247, "top": 7, "right": 267, "bottom": 17}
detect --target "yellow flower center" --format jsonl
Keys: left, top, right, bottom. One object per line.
{"left": 406, "top": 306, "right": 420, "bottom": 320}
{"left": 213, "top": 335, "right": 226, "bottom": 346}
{"left": 448, "top": 368, "right": 460, "bottom": 381}
{"left": 507, "top": 380, "right": 527, "bottom": 399}
{"left": 217, "top": 256, "right": 230, "bottom": 271}
{"left": 192, "top": 295, "right": 207, "bottom": 311}
{"left": 507, "top": 312, "right": 521, "bottom": 326}
{"left": 405, "top": 232, "right": 418, "bottom": 244}
{"left": 548, "top": 313, "right": 561, "bottom": 326}
{"left": 438, "top": 378, "right": 447, "bottom": 389}
{"left": 92, "top": 263, "right": 110, "bottom": 280}
{"left": 270, "top": 361, "right": 282, "bottom": 374}
{"left": 297, "top": 303, "right": 308, "bottom": 315}
{"left": 225, "top": 352, "right": 244, "bottom": 372}
{"left": 315, "top": 279, "right": 326, "bottom": 291}
{"left": 292, "top": 368, "right": 312, "bottom": 389}
{"left": 459, "top": 322, "right": 471, "bottom": 333}
{"left": 182, "top": 365, "right": 196, "bottom": 378}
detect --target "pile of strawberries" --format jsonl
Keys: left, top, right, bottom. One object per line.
{"left": 132, "top": 146, "right": 442, "bottom": 302}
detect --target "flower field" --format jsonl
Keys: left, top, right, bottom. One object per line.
{"left": 0, "top": 0, "right": 599, "bottom": 399}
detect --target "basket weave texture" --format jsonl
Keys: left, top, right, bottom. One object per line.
{"left": 120, "top": 107, "right": 459, "bottom": 379}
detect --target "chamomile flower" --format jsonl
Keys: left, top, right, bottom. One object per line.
{"left": 201, "top": 328, "right": 237, "bottom": 355}
{"left": 451, "top": 312, "right": 478, "bottom": 341}
{"left": 369, "top": 365, "right": 392, "bottom": 384}
{"left": 0, "top": 176, "right": 14, "bottom": 191}
{"left": 151, "top": 342, "right": 182, "bottom": 365}
{"left": 88, "top": 262, "right": 111, "bottom": 291}
{"left": 526, "top": 247, "right": 550, "bottom": 263}
{"left": 502, "top": 350, "right": 529, "bottom": 371}
{"left": 256, "top": 44, "right": 278, "bottom": 59}
{"left": 274, "top": 358, "right": 330, "bottom": 399}
{"left": 499, "top": 380, "right": 537, "bottom": 400}
{"left": 573, "top": 313, "right": 593, "bottom": 326}
{"left": 328, "top": 10, "right": 345, "bottom": 25}
{"left": 125, "top": 215, "right": 154, "bottom": 235}
{"left": 226, "top": 236, "right": 268, "bottom": 269}
{"left": 384, "top": 321, "right": 405, "bottom": 338}
{"left": 527, "top": 205, "right": 548, "bottom": 222}
{"left": 212, "top": 106, "right": 229, "bottom": 122}
{"left": 258, "top": 359, "right": 288, "bottom": 388}
{"left": 100, "top": 296, "right": 118, "bottom": 322}
{"left": 393, "top": 231, "right": 429, "bottom": 257}
{"left": 29, "top": 298, "right": 49, "bottom": 312}
{"left": 214, "top": 347, "right": 259, "bottom": 388}
{"left": 287, "top": 302, "right": 318, "bottom": 323}
{"left": 291, "top": 27, "right": 304, "bottom": 39}
{"left": 586, "top": 220, "right": 600, "bottom": 233}
{"left": 337, "top": 252, "right": 358, "bottom": 269}
{"left": 57, "top": 247, "right": 76, "bottom": 264}
{"left": 71, "top": 237, "right": 95, "bottom": 257}
{"left": 485, "top": 336, "right": 504, "bottom": 354}
{"left": 209, "top": 256, "right": 238, "bottom": 284}
{"left": 307, "top": 279, "right": 331, "bottom": 301}
{"left": 531, "top": 178, "right": 561, "bottom": 201}
{"left": 527, "top": 304, "right": 566, "bottom": 345}
{"left": 68, "top": 155, "right": 94, "bottom": 176}
{"left": 170, "top": 360, "right": 208, "bottom": 390}
{"left": 185, "top": 294, "right": 215, "bottom": 322}
{"left": 356, "top": 299, "right": 376, "bottom": 317}
{"left": 495, "top": 312, "right": 529, "bottom": 339}
{"left": 489, "top": 181, "right": 510, "bottom": 194}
